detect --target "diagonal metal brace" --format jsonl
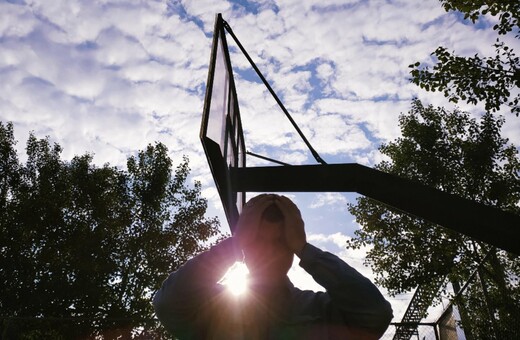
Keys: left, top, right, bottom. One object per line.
{"left": 223, "top": 20, "right": 327, "bottom": 165}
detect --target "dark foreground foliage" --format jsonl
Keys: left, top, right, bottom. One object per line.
{"left": 0, "top": 122, "right": 221, "bottom": 339}
{"left": 348, "top": 100, "right": 520, "bottom": 338}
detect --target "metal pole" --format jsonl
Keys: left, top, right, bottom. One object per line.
{"left": 434, "top": 323, "right": 440, "bottom": 340}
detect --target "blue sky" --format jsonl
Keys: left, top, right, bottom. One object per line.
{"left": 1, "top": 0, "right": 519, "bottom": 330}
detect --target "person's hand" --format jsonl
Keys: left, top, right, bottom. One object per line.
{"left": 234, "top": 194, "right": 275, "bottom": 249}
{"left": 275, "top": 195, "right": 307, "bottom": 257}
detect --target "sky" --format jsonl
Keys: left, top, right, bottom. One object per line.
{"left": 1, "top": 0, "right": 519, "bottom": 333}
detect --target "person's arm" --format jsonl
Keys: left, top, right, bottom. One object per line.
{"left": 153, "top": 194, "right": 275, "bottom": 337}
{"left": 275, "top": 195, "right": 392, "bottom": 337}
{"left": 298, "top": 243, "right": 393, "bottom": 337}
{"left": 152, "top": 237, "right": 239, "bottom": 336}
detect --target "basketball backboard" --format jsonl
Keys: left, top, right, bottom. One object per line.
{"left": 200, "top": 14, "right": 520, "bottom": 254}
{"left": 200, "top": 14, "right": 245, "bottom": 232}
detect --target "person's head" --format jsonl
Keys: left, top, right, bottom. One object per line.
{"left": 242, "top": 199, "right": 294, "bottom": 285}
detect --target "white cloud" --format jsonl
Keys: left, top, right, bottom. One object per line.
{"left": 316, "top": 62, "right": 334, "bottom": 82}
{"left": 309, "top": 193, "right": 348, "bottom": 210}
{"left": 0, "top": 2, "right": 37, "bottom": 38}
{"left": 276, "top": 150, "right": 308, "bottom": 165}
{"left": 181, "top": 0, "right": 233, "bottom": 33}
{"left": 94, "top": 28, "right": 149, "bottom": 67}
{"left": 308, "top": 231, "right": 350, "bottom": 248}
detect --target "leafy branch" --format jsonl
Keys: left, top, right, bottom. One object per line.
{"left": 410, "top": 41, "right": 520, "bottom": 116}
{"left": 440, "top": 0, "right": 519, "bottom": 37}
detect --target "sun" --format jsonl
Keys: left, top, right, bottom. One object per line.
{"left": 219, "top": 261, "right": 249, "bottom": 296}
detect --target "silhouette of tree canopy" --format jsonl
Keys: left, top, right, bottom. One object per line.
{"left": 410, "top": 0, "right": 520, "bottom": 116}
{"left": 0, "top": 122, "right": 222, "bottom": 338}
{"left": 347, "top": 99, "right": 520, "bottom": 338}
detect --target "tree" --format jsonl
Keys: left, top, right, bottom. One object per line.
{"left": 0, "top": 122, "right": 222, "bottom": 338}
{"left": 409, "top": 1, "right": 520, "bottom": 116}
{"left": 347, "top": 99, "right": 520, "bottom": 338}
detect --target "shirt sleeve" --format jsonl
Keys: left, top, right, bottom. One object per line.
{"left": 298, "top": 243, "right": 393, "bottom": 335}
{"left": 152, "top": 237, "right": 240, "bottom": 336}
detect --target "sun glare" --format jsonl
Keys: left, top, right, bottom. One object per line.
{"left": 220, "top": 261, "right": 249, "bottom": 296}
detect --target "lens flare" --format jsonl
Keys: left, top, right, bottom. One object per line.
{"left": 219, "top": 261, "right": 249, "bottom": 296}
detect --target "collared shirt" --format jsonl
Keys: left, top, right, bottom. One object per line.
{"left": 153, "top": 238, "right": 393, "bottom": 339}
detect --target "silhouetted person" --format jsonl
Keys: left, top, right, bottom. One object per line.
{"left": 153, "top": 194, "right": 393, "bottom": 339}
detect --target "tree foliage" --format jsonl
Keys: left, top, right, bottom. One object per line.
{"left": 347, "top": 99, "right": 520, "bottom": 337}
{"left": 440, "top": 0, "right": 519, "bottom": 36}
{"left": 410, "top": 0, "right": 520, "bottom": 116}
{"left": 0, "top": 122, "right": 222, "bottom": 339}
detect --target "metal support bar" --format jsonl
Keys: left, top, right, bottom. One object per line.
{"left": 246, "top": 151, "right": 290, "bottom": 166}
{"left": 230, "top": 164, "right": 520, "bottom": 255}
{"left": 222, "top": 21, "right": 327, "bottom": 165}
{"left": 436, "top": 251, "right": 493, "bottom": 326}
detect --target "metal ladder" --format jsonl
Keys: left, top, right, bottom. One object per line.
{"left": 393, "top": 276, "right": 445, "bottom": 340}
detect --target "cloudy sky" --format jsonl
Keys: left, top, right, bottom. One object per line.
{"left": 2, "top": 0, "right": 518, "bottom": 330}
